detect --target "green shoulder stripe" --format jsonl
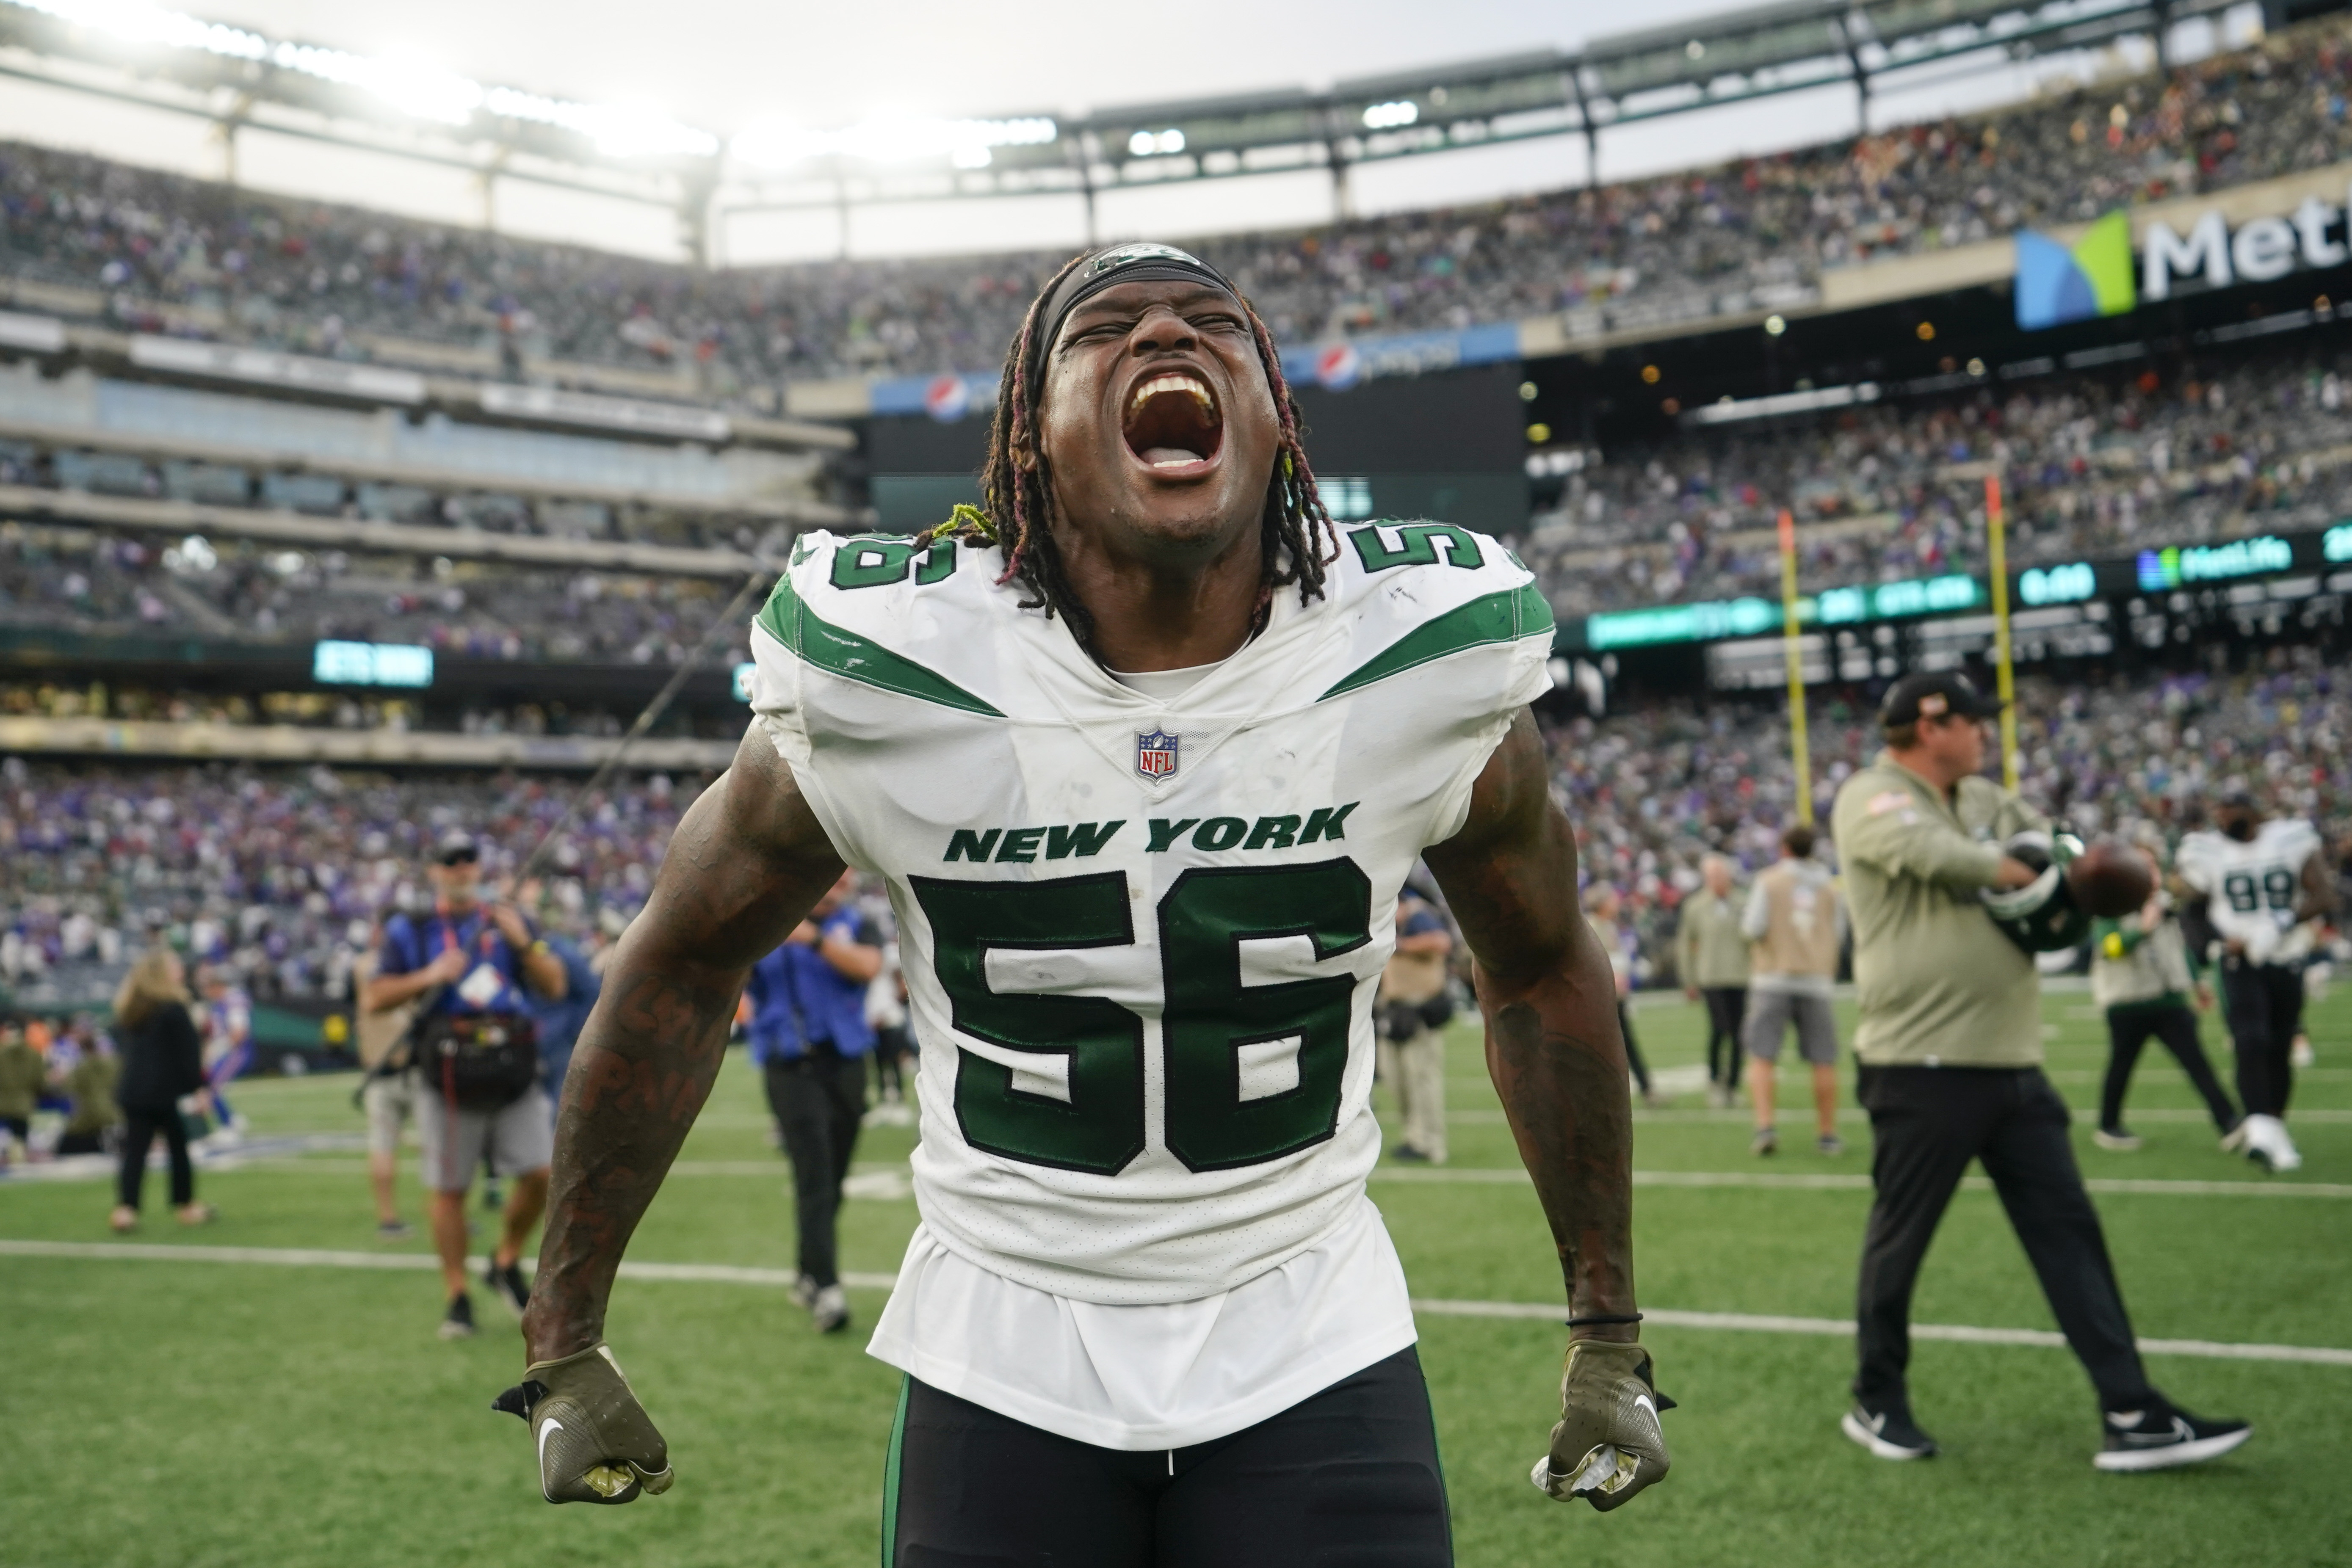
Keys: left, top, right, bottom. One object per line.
{"left": 757, "top": 574, "right": 1004, "bottom": 717}
{"left": 1318, "top": 579, "right": 1553, "bottom": 701}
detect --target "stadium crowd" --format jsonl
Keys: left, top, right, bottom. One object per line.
{"left": 6, "top": 329, "right": 2344, "bottom": 645}
{"left": 1526, "top": 340, "right": 2352, "bottom": 617}
{"left": 0, "top": 758, "right": 701, "bottom": 1011}
{"left": 0, "top": 525, "right": 755, "bottom": 668}
{"left": 6, "top": 656, "right": 2347, "bottom": 1020}
{"left": 1550, "top": 654, "right": 2352, "bottom": 982}
{"left": 0, "top": 17, "right": 2346, "bottom": 390}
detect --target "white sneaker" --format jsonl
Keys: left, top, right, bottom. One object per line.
{"left": 2290, "top": 1035, "right": 2315, "bottom": 1070}
{"left": 810, "top": 1283, "right": 850, "bottom": 1334}
{"left": 2242, "top": 1115, "right": 2303, "bottom": 1173}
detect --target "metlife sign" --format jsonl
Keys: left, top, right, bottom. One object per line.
{"left": 2142, "top": 195, "right": 2352, "bottom": 301}
{"left": 2015, "top": 181, "right": 2352, "bottom": 329}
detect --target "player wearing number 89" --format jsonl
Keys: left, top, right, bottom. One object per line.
{"left": 2175, "top": 790, "right": 2336, "bottom": 1173}
{"left": 502, "top": 242, "right": 1668, "bottom": 1561}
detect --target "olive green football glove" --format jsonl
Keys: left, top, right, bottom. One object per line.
{"left": 492, "top": 1343, "right": 674, "bottom": 1505}
{"left": 1528, "top": 1339, "right": 1674, "bottom": 1512}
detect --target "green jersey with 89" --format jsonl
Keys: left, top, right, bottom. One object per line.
{"left": 747, "top": 521, "right": 1552, "bottom": 1305}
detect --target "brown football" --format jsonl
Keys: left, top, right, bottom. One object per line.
{"left": 2067, "top": 838, "right": 2156, "bottom": 918}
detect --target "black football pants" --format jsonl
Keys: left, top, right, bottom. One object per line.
{"left": 1853, "top": 1065, "right": 2155, "bottom": 1414}
{"left": 763, "top": 1051, "right": 867, "bottom": 1289}
{"left": 884, "top": 1347, "right": 1452, "bottom": 1567}
{"left": 2218, "top": 958, "right": 2304, "bottom": 1118}
{"left": 2099, "top": 1003, "right": 2237, "bottom": 1135}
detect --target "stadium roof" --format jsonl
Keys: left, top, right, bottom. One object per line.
{"left": 0, "top": 0, "right": 2242, "bottom": 253}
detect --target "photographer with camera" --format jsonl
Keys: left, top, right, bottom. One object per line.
{"left": 365, "top": 831, "right": 567, "bottom": 1340}
{"left": 1376, "top": 890, "right": 1455, "bottom": 1165}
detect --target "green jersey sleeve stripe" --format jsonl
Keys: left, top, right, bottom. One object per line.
{"left": 1316, "top": 579, "right": 1553, "bottom": 701}
{"left": 757, "top": 574, "right": 1006, "bottom": 717}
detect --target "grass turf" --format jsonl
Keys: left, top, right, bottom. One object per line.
{"left": 3, "top": 986, "right": 2346, "bottom": 1568}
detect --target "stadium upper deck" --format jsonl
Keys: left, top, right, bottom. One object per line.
{"left": 3, "top": 14, "right": 2349, "bottom": 405}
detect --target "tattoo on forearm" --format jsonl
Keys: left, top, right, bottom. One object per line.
{"left": 1489, "top": 998, "right": 1636, "bottom": 1322}
{"left": 522, "top": 967, "right": 742, "bottom": 1359}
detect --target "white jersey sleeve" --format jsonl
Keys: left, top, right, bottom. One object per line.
{"left": 745, "top": 520, "right": 1550, "bottom": 1303}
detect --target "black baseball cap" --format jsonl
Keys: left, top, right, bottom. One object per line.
{"left": 432, "top": 831, "right": 479, "bottom": 866}
{"left": 1879, "top": 670, "right": 2004, "bottom": 727}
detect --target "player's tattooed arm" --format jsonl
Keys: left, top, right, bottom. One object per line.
{"left": 523, "top": 730, "right": 846, "bottom": 1364}
{"left": 1426, "top": 708, "right": 1638, "bottom": 1342}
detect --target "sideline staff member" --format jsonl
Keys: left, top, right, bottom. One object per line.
{"left": 748, "top": 870, "right": 883, "bottom": 1334}
{"left": 367, "top": 831, "right": 567, "bottom": 1340}
{"left": 1832, "top": 672, "right": 2247, "bottom": 1471}
{"left": 1677, "top": 855, "right": 1750, "bottom": 1109}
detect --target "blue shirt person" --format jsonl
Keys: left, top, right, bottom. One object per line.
{"left": 749, "top": 872, "right": 885, "bottom": 1330}
{"left": 527, "top": 934, "right": 604, "bottom": 1107}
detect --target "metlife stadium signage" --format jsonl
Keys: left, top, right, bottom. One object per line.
{"left": 2015, "top": 183, "right": 2352, "bottom": 330}
{"left": 1562, "top": 524, "right": 2352, "bottom": 651}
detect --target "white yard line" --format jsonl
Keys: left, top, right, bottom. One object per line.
{"left": 1370, "top": 1167, "right": 2352, "bottom": 1198}
{"left": 1407, "top": 1298, "right": 2352, "bottom": 1368}
{"left": 5, "top": 1238, "right": 2341, "bottom": 1367}
{"left": 1446, "top": 1107, "right": 2352, "bottom": 1125}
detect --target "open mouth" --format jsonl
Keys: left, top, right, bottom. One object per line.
{"left": 1122, "top": 370, "right": 1222, "bottom": 470}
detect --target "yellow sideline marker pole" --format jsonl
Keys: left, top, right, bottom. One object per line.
{"left": 1777, "top": 508, "right": 1813, "bottom": 826}
{"left": 1984, "top": 474, "right": 2019, "bottom": 792}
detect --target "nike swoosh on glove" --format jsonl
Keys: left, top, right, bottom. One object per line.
{"left": 1528, "top": 1338, "right": 1674, "bottom": 1512}
{"left": 493, "top": 1343, "right": 675, "bottom": 1505}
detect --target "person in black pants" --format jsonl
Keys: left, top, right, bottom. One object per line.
{"left": 108, "top": 947, "right": 213, "bottom": 1231}
{"left": 1832, "top": 673, "right": 2246, "bottom": 1471}
{"left": 2087, "top": 858, "right": 2239, "bottom": 1150}
{"left": 1585, "top": 884, "right": 1658, "bottom": 1105}
{"left": 745, "top": 872, "right": 884, "bottom": 1333}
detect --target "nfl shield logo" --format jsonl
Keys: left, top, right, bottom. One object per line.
{"left": 1136, "top": 728, "right": 1180, "bottom": 781}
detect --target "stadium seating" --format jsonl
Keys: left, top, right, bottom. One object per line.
{"left": 1526, "top": 339, "right": 2352, "bottom": 616}
{"left": 2, "top": 17, "right": 2348, "bottom": 392}
{"left": 6, "top": 655, "right": 2344, "bottom": 1011}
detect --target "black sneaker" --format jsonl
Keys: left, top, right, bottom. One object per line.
{"left": 2094, "top": 1402, "right": 2251, "bottom": 1472}
{"left": 1390, "top": 1145, "right": 1432, "bottom": 1164}
{"left": 1842, "top": 1401, "right": 1938, "bottom": 1460}
{"left": 439, "top": 1291, "right": 477, "bottom": 1340}
{"left": 484, "top": 1257, "right": 531, "bottom": 1318}
{"left": 375, "top": 1219, "right": 413, "bottom": 1241}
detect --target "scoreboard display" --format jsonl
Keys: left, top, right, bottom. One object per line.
{"left": 866, "top": 362, "right": 1529, "bottom": 536}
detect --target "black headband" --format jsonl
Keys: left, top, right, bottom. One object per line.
{"left": 1028, "top": 242, "right": 1244, "bottom": 404}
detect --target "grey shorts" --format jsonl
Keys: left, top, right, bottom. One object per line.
{"left": 1744, "top": 990, "right": 1839, "bottom": 1066}
{"left": 362, "top": 1072, "right": 416, "bottom": 1157}
{"left": 414, "top": 1081, "right": 554, "bottom": 1192}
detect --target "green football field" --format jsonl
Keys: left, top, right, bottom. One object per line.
{"left": 4, "top": 986, "right": 2347, "bottom": 1568}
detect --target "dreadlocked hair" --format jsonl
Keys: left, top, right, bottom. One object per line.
{"left": 914, "top": 249, "right": 1339, "bottom": 654}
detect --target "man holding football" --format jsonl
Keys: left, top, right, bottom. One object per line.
{"left": 497, "top": 243, "right": 1669, "bottom": 1559}
{"left": 1832, "top": 673, "right": 2247, "bottom": 1472}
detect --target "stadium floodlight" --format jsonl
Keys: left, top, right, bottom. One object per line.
{"left": 9, "top": 0, "right": 265, "bottom": 58}
{"left": 731, "top": 113, "right": 1057, "bottom": 171}
{"left": 2, "top": 0, "right": 720, "bottom": 156}
{"left": 1126, "top": 128, "right": 1186, "bottom": 157}
{"left": 1362, "top": 100, "right": 1420, "bottom": 130}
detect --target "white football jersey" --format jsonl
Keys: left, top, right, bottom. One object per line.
{"left": 2177, "top": 818, "right": 2323, "bottom": 964}
{"left": 748, "top": 520, "right": 1550, "bottom": 1304}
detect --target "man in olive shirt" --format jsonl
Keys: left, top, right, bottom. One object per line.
{"left": 1678, "top": 855, "right": 1750, "bottom": 1108}
{"left": 1832, "top": 671, "right": 2247, "bottom": 1472}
